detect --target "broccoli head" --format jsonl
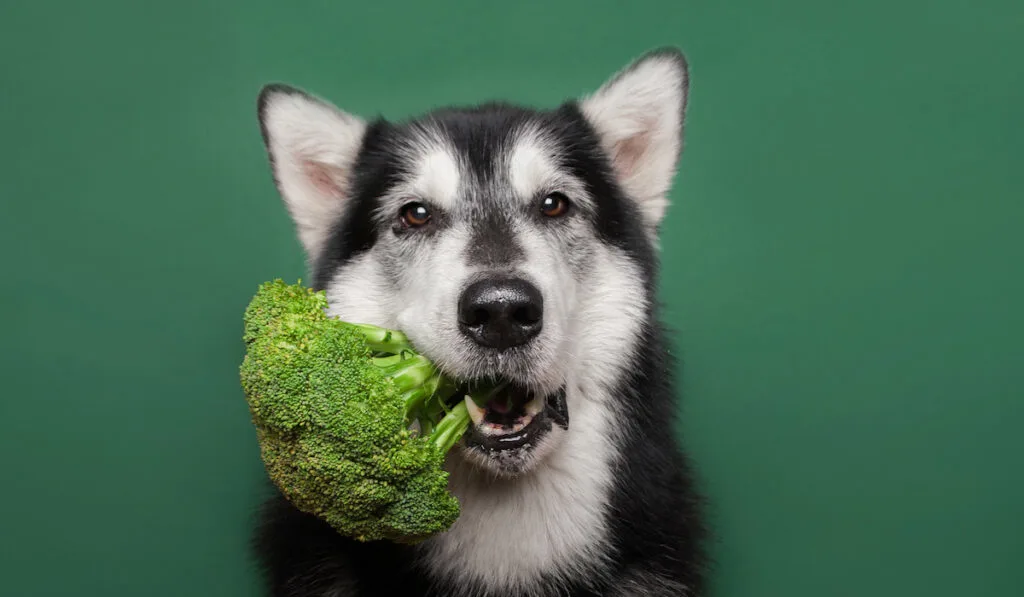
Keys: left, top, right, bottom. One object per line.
{"left": 239, "top": 279, "right": 494, "bottom": 544}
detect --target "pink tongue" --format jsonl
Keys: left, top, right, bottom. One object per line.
{"left": 488, "top": 398, "right": 512, "bottom": 414}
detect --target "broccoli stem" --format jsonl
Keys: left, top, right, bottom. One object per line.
{"left": 348, "top": 323, "right": 412, "bottom": 353}
{"left": 346, "top": 320, "right": 497, "bottom": 456}
{"left": 430, "top": 401, "right": 471, "bottom": 454}
{"left": 376, "top": 355, "right": 437, "bottom": 394}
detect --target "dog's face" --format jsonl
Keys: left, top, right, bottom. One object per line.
{"left": 257, "top": 49, "right": 688, "bottom": 478}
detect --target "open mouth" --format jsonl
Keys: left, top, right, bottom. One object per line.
{"left": 455, "top": 381, "right": 568, "bottom": 453}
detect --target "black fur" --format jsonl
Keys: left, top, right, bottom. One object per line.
{"left": 310, "top": 119, "right": 399, "bottom": 290}
{"left": 253, "top": 48, "right": 708, "bottom": 596}
{"left": 466, "top": 211, "right": 524, "bottom": 267}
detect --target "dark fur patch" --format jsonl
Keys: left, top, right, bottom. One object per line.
{"left": 466, "top": 212, "right": 524, "bottom": 267}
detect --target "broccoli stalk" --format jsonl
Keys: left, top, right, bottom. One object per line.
{"left": 343, "top": 328, "right": 473, "bottom": 450}
{"left": 239, "top": 280, "right": 494, "bottom": 545}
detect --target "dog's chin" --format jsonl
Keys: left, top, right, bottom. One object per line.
{"left": 454, "top": 383, "right": 569, "bottom": 478}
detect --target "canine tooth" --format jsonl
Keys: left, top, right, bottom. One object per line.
{"left": 525, "top": 394, "right": 544, "bottom": 416}
{"left": 465, "top": 395, "right": 486, "bottom": 425}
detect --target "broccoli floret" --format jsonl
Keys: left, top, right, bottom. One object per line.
{"left": 239, "top": 279, "right": 493, "bottom": 544}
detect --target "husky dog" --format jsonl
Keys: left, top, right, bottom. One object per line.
{"left": 252, "top": 47, "right": 707, "bottom": 597}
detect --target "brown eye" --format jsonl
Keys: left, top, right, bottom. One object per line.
{"left": 400, "top": 202, "right": 431, "bottom": 227}
{"left": 540, "top": 193, "right": 570, "bottom": 217}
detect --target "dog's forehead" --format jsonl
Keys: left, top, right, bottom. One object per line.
{"left": 401, "top": 133, "right": 463, "bottom": 210}
{"left": 394, "top": 108, "right": 564, "bottom": 212}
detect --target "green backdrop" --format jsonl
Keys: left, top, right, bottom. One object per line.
{"left": 2, "top": 1, "right": 1022, "bottom": 595}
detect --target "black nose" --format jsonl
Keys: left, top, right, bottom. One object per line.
{"left": 458, "top": 278, "right": 544, "bottom": 350}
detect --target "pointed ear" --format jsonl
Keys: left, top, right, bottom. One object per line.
{"left": 580, "top": 48, "right": 689, "bottom": 236}
{"left": 257, "top": 84, "right": 367, "bottom": 258}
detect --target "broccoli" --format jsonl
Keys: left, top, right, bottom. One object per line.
{"left": 239, "top": 279, "right": 496, "bottom": 544}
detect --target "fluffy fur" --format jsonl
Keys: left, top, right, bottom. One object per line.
{"left": 252, "top": 47, "right": 708, "bottom": 596}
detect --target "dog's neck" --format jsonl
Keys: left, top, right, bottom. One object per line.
{"left": 415, "top": 378, "right": 624, "bottom": 595}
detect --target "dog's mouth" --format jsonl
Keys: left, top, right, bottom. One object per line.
{"left": 453, "top": 380, "right": 568, "bottom": 457}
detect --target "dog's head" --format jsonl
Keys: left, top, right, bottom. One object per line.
{"left": 256, "top": 49, "right": 688, "bottom": 478}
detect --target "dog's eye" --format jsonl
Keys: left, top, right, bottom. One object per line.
{"left": 540, "top": 193, "right": 570, "bottom": 218}
{"left": 400, "top": 202, "right": 432, "bottom": 228}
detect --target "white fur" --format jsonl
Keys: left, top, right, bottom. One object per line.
{"left": 393, "top": 223, "right": 478, "bottom": 367}
{"left": 322, "top": 252, "right": 398, "bottom": 329}
{"left": 259, "top": 87, "right": 367, "bottom": 259}
{"left": 580, "top": 51, "right": 688, "bottom": 238}
{"left": 508, "top": 132, "right": 554, "bottom": 200}
{"left": 416, "top": 246, "right": 648, "bottom": 596}
{"left": 373, "top": 131, "right": 465, "bottom": 224}
{"left": 507, "top": 125, "right": 594, "bottom": 215}
{"left": 412, "top": 148, "right": 462, "bottom": 210}
{"left": 511, "top": 222, "right": 575, "bottom": 395}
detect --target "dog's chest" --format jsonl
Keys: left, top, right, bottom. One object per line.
{"left": 416, "top": 398, "right": 618, "bottom": 594}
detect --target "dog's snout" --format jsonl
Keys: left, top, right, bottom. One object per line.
{"left": 458, "top": 278, "right": 543, "bottom": 350}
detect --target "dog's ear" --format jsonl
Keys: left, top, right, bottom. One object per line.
{"left": 257, "top": 84, "right": 367, "bottom": 258}
{"left": 580, "top": 48, "right": 689, "bottom": 237}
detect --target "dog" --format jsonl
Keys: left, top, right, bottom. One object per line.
{"left": 251, "top": 47, "right": 708, "bottom": 597}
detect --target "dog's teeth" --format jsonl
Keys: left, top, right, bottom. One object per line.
{"left": 465, "top": 395, "right": 486, "bottom": 425}
{"left": 525, "top": 394, "right": 544, "bottom": 416}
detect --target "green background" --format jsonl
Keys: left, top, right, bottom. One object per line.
{"left": 2, "top": 1, "right": 1021, "bottom": 595}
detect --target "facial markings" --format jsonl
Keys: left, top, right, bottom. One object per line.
{"left": 458, "top": 123, "right": 596, "bottom": 275}
{"left": 409, "top": 147, "right": 462, "bottom": 211}
{"left": 368, "top": 126, "right": 464, "bottom": 232}
{"left": 507, "top": 124, "right": 596, "bottom": 218}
